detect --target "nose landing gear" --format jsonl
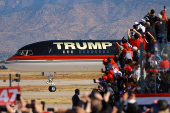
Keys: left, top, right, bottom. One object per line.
{"left": 46, "top": 73, "right": 56, "bottom": 92}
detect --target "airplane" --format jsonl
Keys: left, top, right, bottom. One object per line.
{"left": 5, "top": 40, "right": 121, "bottom": 92}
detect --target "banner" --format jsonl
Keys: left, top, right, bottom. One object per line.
{"left": 121, "top": 94, "right": 170, "bottom": 112}
{"left": 0, "top": 86, "right": 21, "bottom": 106}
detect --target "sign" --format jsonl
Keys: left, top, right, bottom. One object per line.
{"left": 121, "top": 94, "right": 170, "bottom": 112}
{"left": 53, "top": 42, "right": 113, "bottom": 50}
{"left": 0, "top": 86, "right": 21, "bottom": 106}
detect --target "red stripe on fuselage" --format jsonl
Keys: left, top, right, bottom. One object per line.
{"left": 7, "top": 55, "right": 115, "bottom": 61}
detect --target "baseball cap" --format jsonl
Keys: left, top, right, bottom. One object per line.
{"left": 103, "top": 59, "right": 108, "bottom": 63}
{"left": 134, "top": 22, "right": 139, "bottom": 25}
{"left": 107, "top": 74, "right": 113, "bottom": 80}
{"left": 102, "top": 75, "right": 107, "bottom": 80}
{"left": 157, "top": 14, "right": 162, "bottom": 19}
{"left": 132, "top": 46, "right": 138, "bottom": 51}
{"left": 123, "top": 43, "right": 128, "bottom": 48}
{"left": 100, "top": 80, "right": 107, "bottom": 86}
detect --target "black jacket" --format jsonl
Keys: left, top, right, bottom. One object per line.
{"left": 72, "top": 94, "right": 80, "bottom": 109}
{"left": 105, "top": 83, "right": 115, "bottom": 106}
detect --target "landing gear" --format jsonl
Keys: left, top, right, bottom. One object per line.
{"left": 45, "top": 72, "right": 57, "bottom": 92}
{"left": 48, "top": 86, "right": 56, "bottom": 92}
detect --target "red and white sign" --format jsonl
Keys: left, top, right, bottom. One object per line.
{"left": 0, "top": 86, "right": 21, "bottom": 106}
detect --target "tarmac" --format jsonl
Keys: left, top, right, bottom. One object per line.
{"left": 1, "top": 79, "right": 94, "bottom": 110}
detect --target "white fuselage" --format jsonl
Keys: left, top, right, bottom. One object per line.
{"left": 5, "top": 59, "right": 104, "bottom": 72}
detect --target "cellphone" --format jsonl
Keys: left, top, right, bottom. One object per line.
{"left": 47, "top": 108, "right": 54, "bottom": 111}
{"left": 101, "top": 68, "right": 103, "bottom": 72}
{"left": 16, "top": 94, "right": 20, "bottom": 102}
{"left": 31, "top": 100, "right": 35, "bottom": 110}
{"left": 0, "top": 106, "right": 7, "bottom": 111}
{"left": 41, "top": 101, "right": 45, "bottom": 110}
{"left": 93, "top": 79, "right": 96, "bottom": 83}
{"left": 128, "top": 91, "right": 132, "bottom": 96}
{"left": 26, "top": 104, "right": 32, "bottom": 108}
{"left": 98, "top": 85, "right": 100, "bottom": 88}
{"left": 164, "top": 6, "right": 166, "bottom": 9}
{"left": 130, "top": 29, "right": 133, "bottom": 31}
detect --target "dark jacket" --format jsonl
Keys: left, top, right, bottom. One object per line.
{"left": 148, "top": 14, "right": 157, "bottom": 26}
{"left": 72, "top": 94, "right": 80, "bottom": 109}
{"left": 105, "top": 83, "right": 115, "bottom": 106}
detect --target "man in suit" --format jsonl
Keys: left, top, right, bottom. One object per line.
{"left": 72, "top": 89, "right": 80, "bottom": 110}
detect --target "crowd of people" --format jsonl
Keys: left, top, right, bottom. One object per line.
{"left": 1, "top": 7, "right": 170, "bottom": 113}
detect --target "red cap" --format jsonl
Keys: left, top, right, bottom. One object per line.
{"left": 102, "top": 75, "right": 107, "bottom": 80}
{"left": 116, "top": 45, "right": 119, "bottom": 48}
{"left": 123, "top": 43, "right": 128, "bottom": 48}
{"left": 122, "top": 49, "right": 127, "bottom": 55}
{"left": 103, "top": 58, "right": 108, "bottom": 63}
{"left": 106, "top": 71, "right": 109, "bottom": 74}
{"left": 147, "top": 53, "right": 151, "bottom": 57}
{"left": 109, "top": 70, "right": 114, "bottom": 75}
{"left": 153, "top": 99, "right": 158, "bottom": 105}
{"left": 150, "top": 69, "right": 158, "bottom": 73}
{"left": 127, "top": 47, "right": 131, "bottom": 51}
{"left": 107, "top": 74, "right": 113, "bottom": 80}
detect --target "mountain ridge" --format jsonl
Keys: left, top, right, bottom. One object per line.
{"left": 0, "top": 0, "right": 170, "bottom": 60}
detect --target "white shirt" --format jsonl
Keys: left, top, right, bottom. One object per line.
{"left": 132, "top": 68, "right": 140, "bottom": 81}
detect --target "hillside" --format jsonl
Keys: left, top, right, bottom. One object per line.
{"left": 0, "top": 0, "right": 170, "bottom": 60}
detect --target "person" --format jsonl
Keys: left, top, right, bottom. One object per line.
{"left": 155, "top": 8, "right": 167, "bottom": 51}
{"left": 127, "top": 29, "right": 143, "bottom": 49}
{"left": 116, "top": 72, "right": 126, "bottom": 92}
{"left": 159, "top": 54, "right": 169, "bottom": 72}
{"left": 148, "top": 9, "right": 157, "bottom": 26}
{"left": 168, "top": 18, "right": 170, "bottom": 42}
{"left": 132, "top": 62, "right": 141, "bottom": 82}
{"left": 105, "top": 74, "right": 116, "bottom": 107}
{"left": 157, "top": 100, "right": 169, "bottom": 113}
{"left": 72, "top": 89, "right": 80, "bottom": 110}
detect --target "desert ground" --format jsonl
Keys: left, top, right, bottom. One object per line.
{"left": 0, "top": 69, "right": 102, "bottom": 109}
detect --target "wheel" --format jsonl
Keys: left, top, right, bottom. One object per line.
{"left": 48, "top": 86, "right": 56, "bottom": 92}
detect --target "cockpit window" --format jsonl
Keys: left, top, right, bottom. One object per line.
{"left": 15, "top": 50, "right": 33, "bottom": 56}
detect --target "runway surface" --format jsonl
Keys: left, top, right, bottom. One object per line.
{"left": 0, "top": 79, "right": 94, "bottom": 86}
{"left": 1, "top": 79, "right": 94, "bottom": 109}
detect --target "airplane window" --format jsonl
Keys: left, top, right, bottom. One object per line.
{"left": 71, "top": 50, "right": 73, "bottom": 54}
{"left": 91, "top": 50, "right": 93, "bottom": 53}
{"left": 103, "top": 50, "right": 105, "bottom": 53}
{"left": 95, "top": 50, "right": 97, "bottom": 53}
{"left": 107, "top": 50, "right": 109, "bottom": 53}
{"left": 99, "top": 50, "right": 101, "bottom": 53}
{"left": 79, "top": 50, "right": 81, "bottom": 54}
{"left": 87, "top": 50, "right": 89, "bottom": 54}
{"left": 67, "top": 50, "right": 69, "bottom": 54}
{"left": 83, "top": 50, "right": 85, "bottom": 54}
{"left": 63, "top": 50, "right": 65, "bottom": 54}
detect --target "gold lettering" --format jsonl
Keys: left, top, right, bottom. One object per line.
{"left": 64, "top": 42, "right": 76, "bottom": 49}
{"left": 87, "top": 42, "right": 102, "bottom": 49}
{"left": 102, "top": 42, "right": 112, "bottom": 49}
{"left": 76, "top": 42, "right": 87, "bottom": 50}
{"left": 53, "top": 42, "right": 63, "bottom": 49}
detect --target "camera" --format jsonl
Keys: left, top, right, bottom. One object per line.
{"left": 47, "top": 108, "right": 54, "bottom": 111}
{"left": 16, "top": 93, "right": 21, "bottom": 102}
